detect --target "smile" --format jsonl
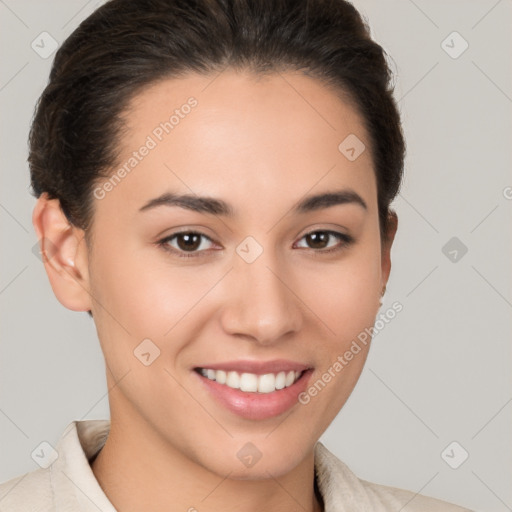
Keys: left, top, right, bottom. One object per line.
{"left": 196, "top": 368, "right": 303, "bottom": 393}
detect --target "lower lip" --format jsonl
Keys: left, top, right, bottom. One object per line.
{"left": 195, "top": 370, "right": 312, "bottom": 420}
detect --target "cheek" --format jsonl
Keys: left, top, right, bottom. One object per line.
{"left": 87, "top": 239, "right": 164, "bottom": 356}
{"left": 297, "top": 266, "right": 379, "bottom": 431}
{"left": 297, "top": 239, "right": 382, "bottom": 334}
{"left": 88, "top": 241, "right": 226, "bottom": 369}
{"left": 89, "top": 236, "right": 187, "bottom": 329}
{"left": 296, "top": 236, "right": 382, "bottom": 405}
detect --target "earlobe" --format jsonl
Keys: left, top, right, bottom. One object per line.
{"left": 32, "top": 193, "right": 92, "bottom": 312}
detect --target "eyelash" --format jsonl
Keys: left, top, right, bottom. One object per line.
{"left": 156, "top": 229, "right": 354, "bottom": 259}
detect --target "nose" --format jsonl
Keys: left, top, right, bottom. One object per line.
{"left": 219, "top": 249, "right": 303, "bottom": 345}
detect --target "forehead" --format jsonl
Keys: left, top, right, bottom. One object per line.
{"left": 97, "top": 69, "right": 376, "bottom": 218}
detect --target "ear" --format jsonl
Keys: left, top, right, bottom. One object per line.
{"left": 32, "top": 193, "right": 92, "bottom": 312}
{"left": 381, "top": 210, "right": 398, "bottom": 291}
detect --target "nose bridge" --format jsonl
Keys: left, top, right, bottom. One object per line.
{"left": 220, "top": 242, "right": 302, "bottom": 344}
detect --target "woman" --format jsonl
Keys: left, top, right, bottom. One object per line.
{"left": 0, "top": 0, "right": 472, "bottom": 510}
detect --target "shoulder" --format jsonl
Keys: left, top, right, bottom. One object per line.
{"left": 0, "top": 467, "right": 53, "bottom": 511}
{"left": 359, "top": 477, "right": 473, "bottom": 511}
{"left": 0, "top": 419, "right": 112, "bottom": 511}
{"left": 314, "top": 442, "right": 474, "bottom": 511}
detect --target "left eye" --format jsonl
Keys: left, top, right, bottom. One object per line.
{"left": 158, "top": 229, "right": 353, "bottom": 258}
{"left": 294, "top": 230, "right": 352, "bottom": 252}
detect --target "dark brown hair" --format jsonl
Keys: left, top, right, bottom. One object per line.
{"left": 29, "top": 0, "right": 405, "bottom": 243}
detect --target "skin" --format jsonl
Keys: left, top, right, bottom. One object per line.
{"left": 32, "top": 69, "right": 397, "bottom": 512}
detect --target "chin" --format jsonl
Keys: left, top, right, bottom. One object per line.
{"left": 194, "top": 437, "right": 313, "bottom": 481}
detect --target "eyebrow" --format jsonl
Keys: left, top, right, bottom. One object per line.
{"left": 138, "top": 188, "right": 367, "bottom": 216}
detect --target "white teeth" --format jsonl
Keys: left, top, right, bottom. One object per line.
{"left": 198, "top": 368, "right": 303, "bottom": 393}
{"left": 226, "top": 371, "right": 240, "bottom": 389}
{"left": 285, "top": 371, "right": 295, "bottom": 387}
{"left": 240, "top": 373, "right": 258, "bottom": 392}
{"left": 275, "top": 371, "right": 286, "bottom": 390}
{"left": 258, "top": 373, "right": 276, "bottom": 393}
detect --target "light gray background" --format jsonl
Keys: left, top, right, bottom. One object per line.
{"left": 1, "top": 1, "right": 511, "bottom": 511}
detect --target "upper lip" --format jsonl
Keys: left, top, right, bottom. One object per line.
{"left": 194, "top": 359, "right": 311, "bottom": 375}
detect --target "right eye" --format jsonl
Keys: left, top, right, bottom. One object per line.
{"left": 157, "top": 231, "right": 218, "bottom": 258}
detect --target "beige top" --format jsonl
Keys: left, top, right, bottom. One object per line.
{"left": 0, "top": 419, "right": 472, "bottom": 511}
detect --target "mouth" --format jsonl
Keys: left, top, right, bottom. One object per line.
{"left": 193, "top": 360, "right": 313, "bottom": 420}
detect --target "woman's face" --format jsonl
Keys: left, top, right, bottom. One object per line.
{"left": 83, "top": 70, "right": 394, "bottom": 478}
